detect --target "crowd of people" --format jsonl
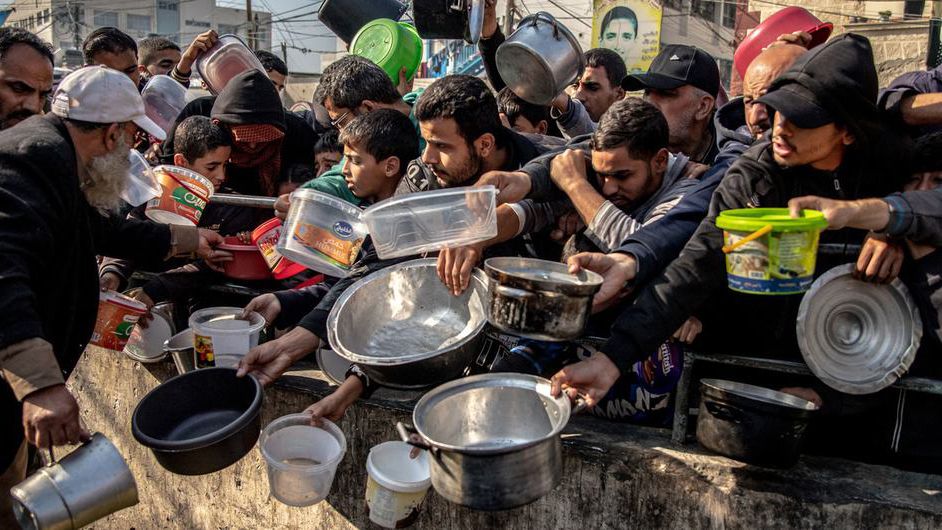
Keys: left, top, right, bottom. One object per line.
{"left": 1, "top": 6, "right": 942, "bottom": 523}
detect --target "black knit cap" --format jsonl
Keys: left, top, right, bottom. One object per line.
{"left": 210, "top": 69, "right": 286, "bottom": 132}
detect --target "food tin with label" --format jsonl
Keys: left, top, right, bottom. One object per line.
{"left": 277, "top": 189, "right": 367, "bottom": 278}
{"left": 91, "top": 291, "right": 148, "bottom": 351}
{"left": 145, "top": 166, "right": 214, "bottom": 226}
{"left": 252, "top": 218, "right": 307, "bottom": 279}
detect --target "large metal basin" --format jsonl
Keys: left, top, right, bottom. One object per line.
{"left": 327, "top": 258, "right": 488, "bottom": 388}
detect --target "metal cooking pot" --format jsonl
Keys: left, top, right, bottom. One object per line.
{"left": 413, "top": 0, "right": 484, "bottom": 42}
{"left": 495, "top": 12, "right": 584, "bottom": 105}
{"left": 11, "top": 433, "right": 138, "bottom": 530}
{"left": 132, "top": 367, "right": 263, "bottom": 475}
{"left": 484, "top": 257, "right": 603, "bottom": 341}
{"left": 398, "top": 373, "right": 572, "bottom": 511}
{"left": 327, "top": 259, "right": 488, "bottom": 389}
{"left": 163, "top": 328, "right": 195, "bottom": 375}
{"left": 696, "top": 379, "right": 819, "bottom": 468}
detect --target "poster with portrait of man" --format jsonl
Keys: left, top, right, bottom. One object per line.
{"left": 592, "top": 0, "right": 663, "bottom": 74}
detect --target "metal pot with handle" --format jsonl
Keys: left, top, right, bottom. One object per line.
{"left": 495, "top": 12, "right": 585, "bottom": 105}
{"left": 10, "top": 433, "right": 138, "bottom": 530}
{"left": 397, "top": 373, "right": 579, "bottom": 511}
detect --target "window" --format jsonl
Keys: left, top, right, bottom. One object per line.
{"left": 691, "top": 0, "right": 715, "bottom": 21}
{"left": 127, "top": 14, "right": 152, "bottom": 32}
{"left": 94, "top": 10, "right": 118, "bottom": 27}
{"left": 722, "top": 1, "right": 737, "bottom": 29}
{"left": 157, "top": 0, "right": 179, "bottom": 11}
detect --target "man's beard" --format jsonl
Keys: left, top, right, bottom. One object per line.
{"left": 82, "top": 136, "right": 132, "bottom": 215}
{"left": 434, "top": 148, "right": 483, "bottom": 188}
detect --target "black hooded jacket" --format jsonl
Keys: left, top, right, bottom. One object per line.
{"left": 600, "top": 34, "right": 911, "bottom": 373}
{"left": 159, "top": 70, "right": 317, "bottom": 196}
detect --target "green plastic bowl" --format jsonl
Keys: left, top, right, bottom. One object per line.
{"left": 351, "top": 19, "right": 423, "bottom": 84}
{"left": 715, "top": 208, "right": 828, "bottom": 295}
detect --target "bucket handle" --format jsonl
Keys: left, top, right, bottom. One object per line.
{"left": 722, "top": 224, "right": 773, "bottom": 254}
{"left": 531, "top": 12, "right": 560, "bottom": 39}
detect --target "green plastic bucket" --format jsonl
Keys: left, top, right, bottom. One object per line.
{"left": 715, "top": 208, "right": 828, "bottom": 295}
{"left": 351, "top": 19, "right": 423, "bottom": 84}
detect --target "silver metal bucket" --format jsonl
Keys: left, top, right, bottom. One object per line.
{"left": 10, "top": 433, "right": 138, "bottom": 529}
{"left": 164, "top": 328, "right": 196, "bottom": 375}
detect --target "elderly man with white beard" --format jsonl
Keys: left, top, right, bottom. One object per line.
{"left": 0, "top": 66, "right": 226, "bottom": 526}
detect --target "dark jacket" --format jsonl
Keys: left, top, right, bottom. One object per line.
{"left": 602, "top": 140, "right": 904, "bottom": 373}
{"left": 159, "top": 72, "right": 317, "bottom": 196}
{"left": 0, "top": 115, "right": 175, "bottom": 468}
{"left": 714, "top": 97, "right": 754, "bottom": 161}
{"left": 878, "top": 63, "right": 942, "bottom": 137}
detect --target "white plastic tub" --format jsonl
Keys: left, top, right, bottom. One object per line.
{"left": 277, "top": 189, "right": 368, "bottom": 278}
{"left": 365, "top": 441, "right": 431, "bottom": 528}
{"left": 361, "top": 186, "right": 497, "bottom": 259}
{"left": 260, "top": 414, "right": 346, "bottom": 506}
{"left": 195, "top": 35, "right": 266, "bottom": 94}
{"left": 141, "top": 74, "right": 188, "bottom": 134}
{"left": 188, "top": 307, "right": 265, "bottom": 368}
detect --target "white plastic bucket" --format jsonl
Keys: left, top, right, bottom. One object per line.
{"left": 260, "top": 414, "right": 346, "bottom": 506}
{"left": 188, "top": 307, "right": 265, "bottom": 368}
{"left": 365, "top": 441, "right": 431, "bottom": 528}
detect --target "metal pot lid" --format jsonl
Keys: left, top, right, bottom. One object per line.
{"left": 700, "top": 379, "right": 819, "bottom": 411}
{"left": 467, "top": 0, "right": 484, "bottom": 43}
{"left": 484, "top": 257, "right": 602, "bottom": 296}
{"left": 315, "top": 348, "right": 352, "bottom": 385}
{"left": 797, "top": 264, "right": 922, "bottom": 395}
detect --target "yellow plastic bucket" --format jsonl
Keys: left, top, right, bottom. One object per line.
{"left": 715, "top": 208, "right": 828, "bottom": 295}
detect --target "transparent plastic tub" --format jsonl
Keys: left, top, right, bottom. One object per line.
{"left": 276, "top": 189, "right": 368, "bottom": 278}
{"left": 121, "top": 150, "right": 161, "bottom": 207}
{"left": 195, "top": 34, "right": 266, "bottom": 94}
{"left": 260, "top": 414, "right": 346, "bottom": 506}
{"left": 141, "top": 74, "right": 188, "bottom": 134}
{"left": 361, "top": 186, "right": 497, "bottom": 259}
{"left": 188, "top": 307, "right": 265, "bottom": 368}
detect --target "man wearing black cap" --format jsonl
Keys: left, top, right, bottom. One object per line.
{"left": 622, "top": 44, "right": 721, "bottom": 165}
{"left": 550, "top": 35, "right": 910, "bottom": 411}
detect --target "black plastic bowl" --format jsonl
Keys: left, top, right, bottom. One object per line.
{"left": 132, "top": 367, "right": 263, "bottom": 475}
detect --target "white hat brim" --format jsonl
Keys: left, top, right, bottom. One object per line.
{"left": 133, "top": 115, "right": 167, "bottom": 141}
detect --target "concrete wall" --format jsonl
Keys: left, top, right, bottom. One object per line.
{"left": 847, "top": 20, "right": 931, "bottom": 86}
{"left": 65, "top": 346, "right": 942, "bottom": 529}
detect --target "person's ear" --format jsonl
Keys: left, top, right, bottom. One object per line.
{"left": 385, "top": 156, "right": 401, "bottom": 178}
{"left": 138, "top": 65, "right": 148, "bottom": 77}
{"left": 173, "top": 153, "right": 189, "bottom": 167}
{"left": 841, "top": 128, "right": 856, "bottom": 146}
{"left": 695, "top": 95, "right": 715, "bottom": 121}
{"left": 103, "top": 123, "right": 122, "bottom": 151}
{"left": 475, "top": 133, "right": 496, "bottom": 158}
{"left": 536, "top": 120, "right": 548, "bottom": 135}
{"left": 615, "top": 86, "right": 626, "bottom": 100}
{"left": 653, "top": 148, "right": 670, "bottom": 174}
{"left": 361, "top": 100, "right": 376, "bottom": 113}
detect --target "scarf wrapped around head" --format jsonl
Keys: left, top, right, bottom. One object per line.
{"left": 228, "top": 124, "right": 285, "bottom": 196}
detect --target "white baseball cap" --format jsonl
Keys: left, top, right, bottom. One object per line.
{"left": 51, "top": 65, "right": 166, "bottom": 141}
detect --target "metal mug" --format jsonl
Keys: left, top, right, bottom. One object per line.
{"left": 10, "top": 433, "right": 138, "bottom": 530}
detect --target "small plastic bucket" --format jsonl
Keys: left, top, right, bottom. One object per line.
{"left": 145, "top": 166, "right": 214, "bottom": 226}
{"left": 141, "top": 74, "right": 188, "bottom": 134}
{"left": 715, "top": 208, "right": 828, "bottom": 295}
{"left": 277, "top": 189, "right": 368, "bottom": 278}
{"left": 351, "top": 19, "right": 423, "bottom": 84}
{"left": 121, "top": 150, "right": 162, "bottom": 207}
{"left": 365, "top": 441, "right": 431, "bottom": 528}
{"left": 218, "top": 237, "right": 273, "bottom": 281}
{"left": 188, "top": 307, "right": 265, "bottom": 368}
{"left": 252, "top": 218, "right": 307, "bottom": 280}
{"left": 260, "top": 414, "right": 346, "bottom": 506}
{"left": 91, "top": 291, "right": 148, "bottom": 350}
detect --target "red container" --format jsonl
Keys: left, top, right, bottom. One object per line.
{"left": 91, "top": 291, "right": 148, "bottom": 350}
{"left": 219, "top": 236, "right": 273, "bottom": 281}
{"left": 734, "top": 6, "right": 833, "bottom": 78}
{"left": 251, "top": 218, "right": 307, "bottom": 280}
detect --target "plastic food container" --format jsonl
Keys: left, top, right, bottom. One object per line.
{"left": 91, "top": 291, "right": 148, "bottom": 351}
{"left": 195, "top": 34, "right": 266, "bottom": 95}
{"left": 361, "top": 186, "right": 498, "bottom": 259}
{"left": 260, "top": 414, "right": 346, "bottom": 506}
{"left": 734, "top": 6, "right": 833, "bottom": 77}
{"left": 121, "top": 150, "right": 162, "bottom": 207}
{"left": 218, "top": 236, "right": 272, "bottom": 281}
{"left": 145, "top": 165, "right": 214, "bottom": 226}
{"left": 365, "top": 441, "right": 431, "bottom": 528}
{"left": 715, "top": 208, "right": 828, "bottom": 295}
{"left": 123, "top": 303, "right": 175, "bottom": 363}
{"left": 277, "top": 189, "right": 368, "bottom": 278}
{"left": 252, "top": 218, "right": 307, "bottom": 279}
{"left": 141, "top": 74, "right": 188, "bottom": 134}
{"left": 351, "top": 19, "right": 423, "bottom": 84}
{"left": 188, "top": 307, "right": 265, "bottom": 368}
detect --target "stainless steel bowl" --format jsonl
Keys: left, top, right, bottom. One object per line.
{"left": 327, "top": 258, "right": 488, "bottom": 388}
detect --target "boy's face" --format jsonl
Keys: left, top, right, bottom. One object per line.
{"left": 174, "top": 145, "right": 231, "bottom": 191}
{"left": 315, "top": 150, "right": 342, "bottom": 177}
{"left": 904, "top": 171, "right": 942, "bottom": 192}
{"left": 341, "top": 141, "right": 392, "bottom": 199}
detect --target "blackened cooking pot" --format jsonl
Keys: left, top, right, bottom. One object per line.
{"left": 132, "top": 367, "right": 263, "bottom": 475}
{"left": 696, "top": 378, "right": 819, "bottom": 468}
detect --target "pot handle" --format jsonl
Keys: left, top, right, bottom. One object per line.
{"left": 704, "top": 401, "right": 745, "bottom": 424}
{"left": 532, "top": 11, "right": 560, "bottom": 39}
{"left": 396, "top": 422, "right": 435, "bottom": 453}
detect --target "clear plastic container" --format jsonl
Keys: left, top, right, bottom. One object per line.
{"left": 260, "top": 414, "right": 346, "bottom": 506}
{"left": 121, "top": 150, "right": 161, "bottom": 207}
{"left": 141, "top": 74, "right": 188, "bottom": 134}
{"left": 195, "top": 34, "right": 266, "bottom": 94}
{"left": 276, "top": 189, "right": 368, "bottom": 278}
{"left": 361, "top": 186, "right": 498, "bottom": 259}
{"left": 188, "top": 307, "right": 265, "bottom": 368}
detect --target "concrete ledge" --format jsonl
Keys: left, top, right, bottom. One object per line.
{"left": 67, "top": 347, "right": 942, "bottom": 529}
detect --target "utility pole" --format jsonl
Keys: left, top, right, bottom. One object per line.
{"left": 245, "top": 0, "right": 255, "bottom": 50}
{"left": 502, "top": 0, "right": 515, "bottom": 36}
{"left": 281, "top": 42, "right": 288, "bottom": 67}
